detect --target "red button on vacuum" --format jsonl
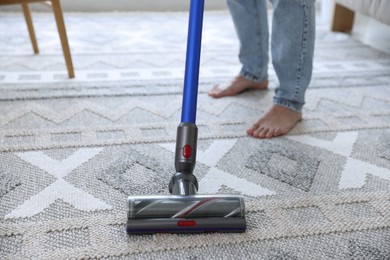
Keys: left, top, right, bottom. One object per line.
{"left": 177, "top": 220, "right": 197, "bottom": 227}
{"left": 182, "top": 145, "right": 192, "bottom": 159}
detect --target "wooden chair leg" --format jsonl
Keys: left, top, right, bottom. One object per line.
{"left": 331, "top": 3, "right": 355, "bottom": 32}
{"left": 51, "top": 0, "right": 75, "bottom": 78}
{"left": 22, "top": 3, "right": 39, "bottom": 54}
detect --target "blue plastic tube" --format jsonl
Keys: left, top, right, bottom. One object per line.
{"left": 181, "top": 0, "right": 204, "bottom": 124}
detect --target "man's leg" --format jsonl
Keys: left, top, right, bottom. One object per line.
{"left": 208, "top": 0, "right": 269, "bottom": 98}
{"left": 247, "top": 0, "right": 316, "bottom": 138}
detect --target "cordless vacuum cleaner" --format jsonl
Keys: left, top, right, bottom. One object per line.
{"left": 126, "top": 0, "right": 246, "bottom": 234}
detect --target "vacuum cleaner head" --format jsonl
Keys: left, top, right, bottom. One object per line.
{"left": 127, "top": 194, "right": 246, "bottom": 234}
{"left": 126, "top": 0, "right": 247, "bottom": 235}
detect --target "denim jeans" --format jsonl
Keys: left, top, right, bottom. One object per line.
{"left": 227, "top": 0, "right": 316, "bottom": 112}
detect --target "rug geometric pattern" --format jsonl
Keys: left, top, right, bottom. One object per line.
{"left": 0, "top": 11, "right": 389, "bottom": 259}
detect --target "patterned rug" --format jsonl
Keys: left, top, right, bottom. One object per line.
{"left": 1, "top": 11, "right": 390, "bottom": 259}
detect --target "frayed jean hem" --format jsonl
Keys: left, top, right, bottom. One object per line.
{"left": 273, "top": 97, "right": 304, "bottom": 113}
{"left": 239, "top": 68, "right": 268, "bottom": 83}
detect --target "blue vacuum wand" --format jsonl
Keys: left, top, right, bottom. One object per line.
{"left": 126, "top": 0, "right": 246, "bottom": 234}
{"left": 181, "top": 0, "right": 203, "bottom": 124}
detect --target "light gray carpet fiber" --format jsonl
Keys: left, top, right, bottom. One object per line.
{"left": 0, "top": 12, "right": 390, "bottom": 259}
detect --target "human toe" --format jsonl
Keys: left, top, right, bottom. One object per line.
{"left": 252, "top": 126, "right": 266, "bottom": 138}
{"left": 208, "top": 85, "right": 220, "bottom": 95}
{"left": 247, "top": 123, "right": 259, "bottom": 135}
{"left": 208, "top": 85, "right": 226, "bottom": 98}
{"left": 258, "top": 128, "right": 271, "bottom": 139}
{"left": 265, "top": 128, "right": 275, "bottom": 138}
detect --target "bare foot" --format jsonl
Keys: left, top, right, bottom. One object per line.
{"left": 208, "top": 76, "right": 268, "bottom": 98}
{"left": 247, "top": 105, "right": 302, "bottom": 139}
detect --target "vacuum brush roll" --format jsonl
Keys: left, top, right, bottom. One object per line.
{"left": 127, "top": 195, "right": 246, "bottom": 233}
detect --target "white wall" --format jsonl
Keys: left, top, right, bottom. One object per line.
{"left": 0, "top": 0, "right": 228, "bottom": 12}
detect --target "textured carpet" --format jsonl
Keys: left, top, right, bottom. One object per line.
{"left": 1, "top": 11, "right": 390, "bottom": 259}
